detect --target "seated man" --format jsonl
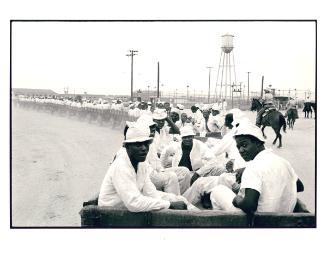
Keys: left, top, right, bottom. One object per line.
{"left": 160, "top": 125, "right": 215, "bottom": 173}
{"left": 137, "top": 114, "right": 191, "bottom": 195}
{"left": 98, "top": 122, "right": 196, "bottom": 212}
{"left": 190, "top": 109, "right": 248, "bottom": 185}
{"left": 208, "top": 103, "right": 224, "bottom": 133}
{"left": 190, "top": 105, "right": 203, "bottom": 130}
{"left": 175, "top": 112, "right": 190, "bottom": 129}
{"left": 152, "top": 109, "right": 179, "bottom": 156}
{"left": 183, "top": 112, "right": 249, "bottom": 207}
{"left": 210, "top": 122, "right": 302, "bottom": 214}
{"left": 168, "top": 108, "right": 182, "bottom": 141}
{"left": 196, "top": 108, "right": 212, "bottom": 136}
{"left": 256, "top": 88, "right": 276, "bottom": 127}
{"left": 161, "top": 125, "right": 223, "bottom": 194}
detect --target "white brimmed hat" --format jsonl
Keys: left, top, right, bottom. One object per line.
{"left": 227, "top": 108, "right": 247, "bottom": 127}
{"left": 137, "top": 114, "right": 156, "bottom": 127}
{"left": 201, "top": 104, "right": 210, "bottom": 111}
{"left": 170, "top": 107, "right": 181, "bottom": 115}
{"left": 152, "top": 109, "right": 167, "bottom": 120}
{"left": 211, "top": 103, "right": 220, "bottom": 111}
{"left": 233, "top": 122, "right": 266, "bottom": 143}
{"left": 176, "top": 104, "right": 184, "bottom": 110}
{"left": 180, "top": 125, "right": 196, "bottom": 137}
{"left": 124, "top": 123, "right": 153, "bottom": 143}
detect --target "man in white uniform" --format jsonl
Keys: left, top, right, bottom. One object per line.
{"left": 190, "top": 105, "right": 203, "bottom": 130}
{"left": 137, "top": 114, "right": 191, "bottom": 195}
{"left": 183, "top": 110, "right": 249, "bottom": 206}
{"left": 210, "top": 122, "right": 300, "bottom": 214}
{"left": 98, "top": 123, "right": 196, "bottom": 211}
{"left": 208, "top": 103, "right": 224, "bottom": 133}
{"left": 151, "top": 109, "right": 177, "bottom": 156}
{"left": 161, "top": 126, "right": 215, "bottom": 174}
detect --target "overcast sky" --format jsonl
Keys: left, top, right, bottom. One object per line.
{"left": 12, "top": 21, "right": 315, "bottom": 99}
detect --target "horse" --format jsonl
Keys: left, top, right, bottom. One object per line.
{"left": 251, "top": 98, "right": 287, "bottom": 148}
{"left": 310, "top": 102, "right": 316, "bottom": 119}
{"left": 285, "top": 108, "right": 297, "bottom": 129}
{"left": 303, "top": 102, "right": 313, "bottom": 118}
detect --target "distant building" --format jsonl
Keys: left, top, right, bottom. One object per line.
{"left": 12, "top": 88, "right": 58, "bottom": 96}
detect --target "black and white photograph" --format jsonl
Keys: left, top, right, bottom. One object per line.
{"left": 10, "top": 20, "right": 316, "bottom": 228}
{"left": 2, "top": 1, "right": 327, "bottom": 256}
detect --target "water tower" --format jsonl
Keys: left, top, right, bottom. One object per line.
{"left": 214, "top": 34, "right": 238, "bottom": 104}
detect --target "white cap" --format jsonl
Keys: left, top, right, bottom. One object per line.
{"left": 227, "top": 108, "right": 246, "bottom": 126}
{"left": 211, "top": 103, "right": 220, "bottom": 111}
{"left": 233, "top": 121, "right": 266, "bottom": 143}
{"left": 170, "top": 107, "right": 180, "bottom": 115}
{"left": 195, "top": 103, "right": 200, "bottom": 108}
{"left": 176, "top": 104, "right": 184, "bottom": 110}
{"left": 124, "top": 123, "right": 153, "bottom": 143}
{"left": 201, "top": 104, "right": 210, "bottom": 111}
{"left": 137, "top": 114, "right": 156, "bottom": 127}
{"left": 152, "top": 109, "right": 167, "bottom": 120}
{"left": 180, "top": 125, "right": 196, "bottom": 137}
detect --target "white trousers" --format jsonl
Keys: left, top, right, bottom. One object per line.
{"left": 164, "top": 166, "right": 192, "bottom": 194}
{"left": 150, "top": 167, "right": 191, "bottom": 195}
{"left": 182, "top": 173, "right": 236, "bottom": 205}
{"left": 196, "top": 161, "right": 226, "bottom": 177}
{"left": 210, "top": 185, "right": 243, "bottom": 212}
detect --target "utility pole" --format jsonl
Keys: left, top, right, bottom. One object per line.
{"left": 157, "top": 62, "right": 160, "bottom": 99}
{"left": 261, "top": 76, "right": 264, "bottom": 98}
{"left": 187, "top": 85, "right": 189, "bottom": 102}
{"left": 206, "top": 66, "right": 213, "bottom": 103}
{"left": 126, "top": 50, "right": 138, "bottom": 101}
{"left": 247, "top": 72, "right": 251, "bottom": 103}
{"left": 148, "top": 85, "right": 150, "bottom": 101}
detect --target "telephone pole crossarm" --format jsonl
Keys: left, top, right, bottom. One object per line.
{"left": 126, "top": 50, "right": 138, "bottom": 101}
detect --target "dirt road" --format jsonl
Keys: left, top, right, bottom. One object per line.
{"left": 11, "top": 107, "right": 316, "bottom": 226}
{"left": 12, "top": 107, "right": 124, "bottom": 226}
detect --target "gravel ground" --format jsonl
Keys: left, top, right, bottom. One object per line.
{"left": 11, "top": 106, "right": 316, "bottom": 227}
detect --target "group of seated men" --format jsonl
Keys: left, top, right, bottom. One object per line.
{"left": 98, "top": 103, "right": 303, "bottom": 215}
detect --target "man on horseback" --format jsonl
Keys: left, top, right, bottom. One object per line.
{"left": 255, "top": 88, "right": 275, "bottom": 127}
{"left": 285, "top": 98, "right": 299, "bottom": 119}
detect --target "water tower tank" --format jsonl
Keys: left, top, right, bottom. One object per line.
{"left": 221, "top": 34, "right": 234, "bottom": 53}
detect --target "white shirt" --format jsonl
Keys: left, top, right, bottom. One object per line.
{"left": 146, "top": 142, "right": 164, "bottom": 172}
{"left": 152, "top": 126, "right": 173, "bottom": 155}
{"left": 211, "top": 127, "right": 246, "bottom": 170}
{"left": 197, "top": 115, "right": 223, "bottom": 134}
{"left": 161, "top": 139, "right": 215, "bottom": 171}
{"left": 208, "top": 114, "right": 224, "bottom": 132}
{"left": 191, "top": 110, "right": 202, "bottom": 128}
{"left": 240, "top": 149, "right": 298, "bottom": 213}
{"left": 98, "top": 148, "right": 182, "bottom": 212}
